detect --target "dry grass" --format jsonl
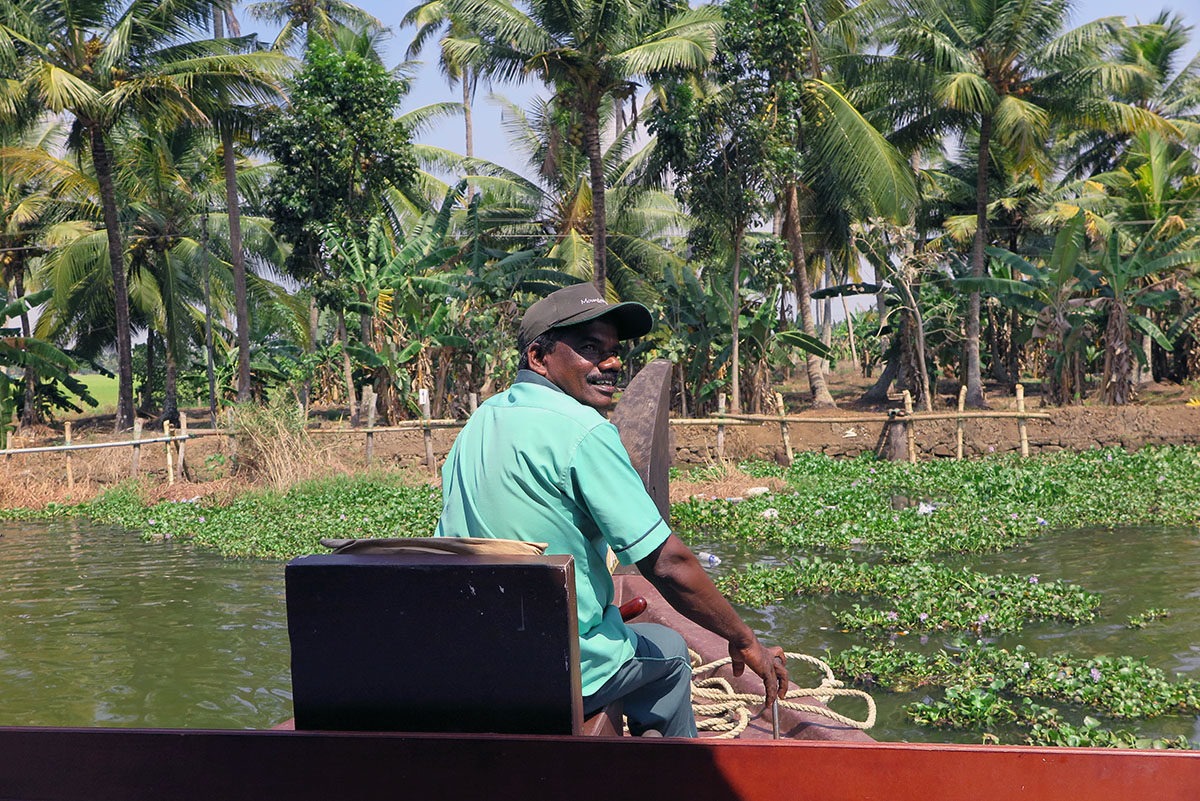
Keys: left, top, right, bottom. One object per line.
{"left": 669, "top": 461, "right": 789, "bottom": 504}
{"left": 226, "top": 400, "right": 351, "bottom": 490}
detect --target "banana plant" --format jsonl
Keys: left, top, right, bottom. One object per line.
{"left": 960, "top": 214, "right": 1096, "bottom": 405}
{"left": 1082, "top": 225, "right": 1200, "bottom": 405}
{"left": 0, "top": 289, "right": 96, "bottom": 446}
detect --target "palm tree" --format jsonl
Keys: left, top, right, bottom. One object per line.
{"left": 402, "top": 0, "right": 481, "bottom": 193}
{"left": 0, "top": 0, "right": 287, "bottom": 429}
{"left": 714, "top": 0, "right": 917, "bottom": 409}
{"left": 441, "top": 0, "right": 722, "bottom": 293}
{"left": 861, "top": 0, "right": 1168, "bottom": 407}
{"left": 246, "top": 0, "right": 384, "bottom": 52}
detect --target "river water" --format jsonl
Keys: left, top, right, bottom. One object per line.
{"left": 0, "top": 520, "right": 290, "bottom": 729}
{"left": 1, "top": 519, "right": 1198, "bottom": 742}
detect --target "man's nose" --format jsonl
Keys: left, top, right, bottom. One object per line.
{"left": 598, "top": 353, "right": 622, "bottom": 371}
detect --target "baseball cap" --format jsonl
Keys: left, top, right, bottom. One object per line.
{"left": 519, "top": 283, "right": 653, "bottom": 345}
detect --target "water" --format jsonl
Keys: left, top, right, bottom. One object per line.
{"left": 2, "top": 519, "right": 1198, "bottom": 743}
{"left": 709, "top": 526, "right": 1200, "bottom": 744}
{"left": 0, "top": 519, "right": 291, "bottom": 729}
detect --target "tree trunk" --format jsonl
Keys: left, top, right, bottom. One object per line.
{"left": 200, "top": 211, "right": 218, "bottom": 426}
{"left": 163, "top": 343, "right": 179, "bottom": 426}
{"left": 782, "top": 183, "right": 836, "bottom": 408}
{"left": 895, "top": 276, "right": 933, "bottom": 411}
{"left": 337, "top": 312, "right": 359, "bottom": 425}
{"left": 90, "top": 125, "right": 135, "bottom": 430}
{"left": 15, "top": 270, "right": 38, "bottom": 428}
{"left": 141, "top": 332, "right": 156, "bottom": 413}
{"left": 581, "top": 102, "right": 607, "bottom": 292}
{"left": 965, "top": 114, "right": 992, "bottom": 408}
{"left": 1101, "top": 300, "right": 1132, "bottom": 405}
{"left": 222, "top": 125, "right": 252, "bottom": 402}
{"left": 730, "top": 224, "right": 744, "bottom": 414}
{"left": 463, "top": 72, "right": 475, "bottom": 204}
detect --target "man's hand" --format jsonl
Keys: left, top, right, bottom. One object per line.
{"left": 729, "top": 640, "right": 789, "bottom": 708}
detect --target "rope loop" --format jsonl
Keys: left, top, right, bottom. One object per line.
{"left": 688, "top": 650, "right": 877, "bottom": 739}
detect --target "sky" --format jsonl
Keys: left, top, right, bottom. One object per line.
{"left": 233, "top": 0, "right": 1200, "bottom": 179}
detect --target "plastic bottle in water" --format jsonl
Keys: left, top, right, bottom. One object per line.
{"left": 697, "top": 551, "right": 722, "bottom": 567}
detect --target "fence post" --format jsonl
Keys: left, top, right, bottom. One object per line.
{"left": 420, "top": 388, "right": 435, "bottom": 473}
{"left": 178, "top": 413, "right": 188, "bottom": 480}
{"left": 903, "top": 390, "right": 917, "bottom": 464}
{"left": 225, "top": 408, "right": 237, "bottom": 462}
{"left": 1016, "top": 384, "right": 1029, "bottom": 457}
{"left": 164, "top": 421, "right": 175, "bottom": 486}
{"left": 956, "top": 386, "right": 967, "bottom": 460}
{"left": 132, "top": 419, "right": 142, "bottom": 477}
{"left": 64, "top": 422, "right": 74, "bottom": 490}
{"left": 716, "top": 394, "right": 726, "bottom": 461}
{"left": 365, "top": 391, "right": 377, "bottom": 467}
{"left": 774, "top": 392, "right": 793, "bottom": 466}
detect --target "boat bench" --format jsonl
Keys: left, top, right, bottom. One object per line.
{"left": 285, "top": 551, "right": 621, "bottom": 736}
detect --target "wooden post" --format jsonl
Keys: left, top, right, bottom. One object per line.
{"left": 132, "top": 419, "right": 142, "bottom": 477}
{"left": 903, "top": 390, "right": 917, "bottom": 464}
{"left": 365, "top": 392, "right": 377, "bottom": 466}
{"left": 178, "top": 414, "right": 188, "bottom": 480}
{"left": 164, "top": 421, "right": 175, "bottom": 486}
{"left": 225, "top": 408, "right": 237, "bottom": 460}
{"left": 1016, "top": 384, "right": 1029, "bottom": 458}
{"left": 716, "top": 394, "right": 727, "bottom": 461}
{"left": 956, "top": 386, "right": 967, "bottom": 460}
{"left": 64, "top": 422, "right": 74, "bottom": 490}
{"left": 775, "top": 392, "right": 793, "bottom": 466}
{"left": 420, "top": 389, "right": 435, "bottom": 473}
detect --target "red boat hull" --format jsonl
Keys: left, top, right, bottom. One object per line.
{"left": 0, "top": 726, "right": 1196, "bottom": 801}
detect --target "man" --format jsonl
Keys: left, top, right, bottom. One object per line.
{"left": 437, "top": 283, "right": 787, "bottom": 737}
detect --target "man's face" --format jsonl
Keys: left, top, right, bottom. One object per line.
{"left": 529, "top": 319, "right": 624, "bottom": 411}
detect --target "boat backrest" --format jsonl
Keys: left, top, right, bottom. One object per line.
{"left": 285, "top": 552, "right": 584, "bottom": 735}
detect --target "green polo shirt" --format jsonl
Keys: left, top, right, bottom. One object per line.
{"left": 436, "top": 370, "right": 671, "bottom": 696}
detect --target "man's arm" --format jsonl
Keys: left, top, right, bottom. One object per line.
{"left": 635, "top": 533, "right": 789, "bottom": 707}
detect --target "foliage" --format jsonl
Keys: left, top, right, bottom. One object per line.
{"left": 0, "top": 289, "right": 96, "bottom": 444}
{"left": 673, "top": 448, "right": 1200, "bottom": 559}
{"left": 830, "top": 642, "right": 1200, "bottom": 747}
{"left": 73, "top": 473, "right": 442, "bottom": 559}
{"left": 261, "top": 35, "right": 416, "bottom": 284}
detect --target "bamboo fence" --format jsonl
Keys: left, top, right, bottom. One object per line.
{"left": 0, "top": 385, "right": 1050, "bottom": 485}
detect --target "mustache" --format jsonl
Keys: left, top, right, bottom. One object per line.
{"left": 587, "top": 370, "right": 622, "bottom": 387}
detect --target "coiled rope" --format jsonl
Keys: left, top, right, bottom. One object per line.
{"left": 689, "top": 651, "right": 877, "bottom": 739}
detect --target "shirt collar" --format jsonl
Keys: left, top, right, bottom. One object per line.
{"left": 515, "top": 369, "right": 563, "bottom": 393}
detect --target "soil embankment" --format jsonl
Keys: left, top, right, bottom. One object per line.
{"left": 671, "top": 404, "right": 1200, "bottom": 466}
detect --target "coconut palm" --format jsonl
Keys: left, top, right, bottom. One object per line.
{"left": 441, "top": 0, "right": 721, "bottom": 293}
{"left": 1063, "top": 11, "right": 1200, "bottom": 179}
{"left": 246, "top": 0, "right": 384, "bottom": 52}
{"left": 402, "top": 0, "right": 481, "bottom": 187}
{"left": 859, "top": 0, "right": 1170, "bottom": 407}
{"left": 0, "top": 0, "right": 288, "bottom": 429}
{"left": 708, "top": 0, "right": 916, "bottom": 409}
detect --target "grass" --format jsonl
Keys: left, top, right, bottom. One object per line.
{"left": 69, "top": 374, "right": 118, "bottom": 417}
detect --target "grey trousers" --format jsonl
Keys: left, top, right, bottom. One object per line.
{"left": 582, "top": 622, "right": 697, "bottom": 737}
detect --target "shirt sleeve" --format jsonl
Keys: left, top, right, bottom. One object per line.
{"left": 567, "top": 422, "right": 671, "bottom": 565}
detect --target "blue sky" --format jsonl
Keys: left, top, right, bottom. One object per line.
{"left": 238, "top": 0, "right": 1200, "bottom": 177}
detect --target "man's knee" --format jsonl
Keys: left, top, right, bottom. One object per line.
{"left": 629, "top": 622, "right": 690, "bottom": 665}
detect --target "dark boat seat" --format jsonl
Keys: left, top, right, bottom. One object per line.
{"left": 285, "top": 549, "right": 621, "bottom": 736}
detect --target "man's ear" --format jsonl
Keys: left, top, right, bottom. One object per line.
{"left": 526, "top": 344, "right": 550, "bottom": 377}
